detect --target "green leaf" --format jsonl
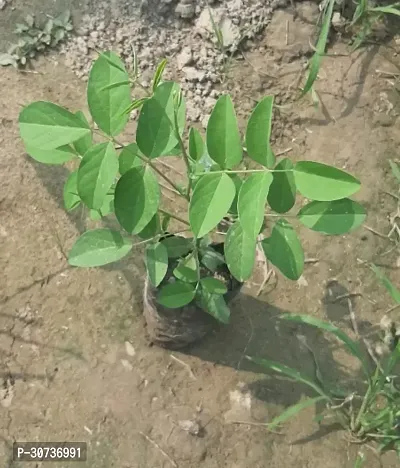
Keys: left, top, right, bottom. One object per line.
{"left": 73, "top": 111, "right": 92, "bottom": 156}
{"left": 279, "top": 314, "right": 371, "bottom": 378}
{"left": 152, "top": 58, "right": 168, "bottom": 92}
{"left": 294, "top": 161, "right": 361, "bottom": 201}
{"left": 19, "top": 101, "right": 91, "bottom": 150}
{"left": 77, "top": 142, "right": 118, "bottom": 210}
{"left": 157, "top": 281, "right": 196, "bottom": 308}
{"left": 161, "top": 236, "right": 193, "bottom": 258}
{"left": 247, "top": 356, "right": 329, "bottom": 398}
{"left": 262, "top": 219, "right": 304, "bottom": 280}
{"left": 68, "top": 229, "right": 132, "bottom": 267}
{"left": 238, "top": 172, "right": 273, "bottom": 238}
{"left": 268, "top": 158, "right": 296, "bottom": 213}
{"left": 173, "top": 254, "right": 198, "bottom": 283}
{"left": 63, "top": 171, "right": 81, "bottom": 211}
{"left": 301, "top": 0, "right": 335, "bottom": 96}
{"left": 0, "top": 53, "right": 17, "bottom": 67}
{"left": 298, "top": 199, "right": 366, "bottom": 235}
{"left": 138, "top": 214, "right": 161, "bottom": 240}
{"left": 228, "top": 173, "right": 242, "bottom": 215}
{"left": 24, "top": 143, "right": 77, "bottom": 164}
{"left": 370, "top": 264, "right": 400, "bottom": 304}
{"left": 197, "top": 289, "right": 230, "bottom": 324}
{"left": 389, "top": 159, "right": 400, "bottom": 184}
{"left": 189, "top": 173, "right": 236, "bottom": 237}
{"left": 136, "top": 81, "right": 186, "bottom": 158}
{"left": 245, "top": 96, "right": 275, "bottom": 168}
{"left": 161, "top": 213, "right": 171, "bottom": 232}
{"left": 114, "top": 166, "right": 160, "bottom": 234}
{"left": 200, "top": 246, "right": 225, "bottom": 272}
{"left": 224, "top": 221, "right": 256, "bottom": 281}
{"left": 145, "top": 242, "right": 168, "bottom": 287}
{"left": 89, "top": 193, "right": 115, "bottom": 220}
{"left": 206, "top": 95, "right": 242, "bottom": 169}
{"left": 200, "top": 277, "right": 227, "bottom": 294}
{"left": 87, "top": 51, "right": 131, "bottom": 136}
{"left": 189, "top": 127, "right": 205, "bottom": 161}
{"left": 119, "top": 143, "right": 142, "bottom": 175}
{"left": 269, "top": 396, "right": 328, "bottom": 430}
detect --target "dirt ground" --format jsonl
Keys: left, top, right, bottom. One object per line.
{"left": 1, "top": 2, "right": 400, "bottom": 468}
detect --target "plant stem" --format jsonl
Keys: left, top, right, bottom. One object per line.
{"left": 110, "top": 136, "right": 189, "bottom": 200}
{"left": 131, "top": 228, "right": 190, "bottom": 247}
{"left": 173, "top": 100, "right": 193, "bottom": 196}
{"left": 353, "top": 365, "right": 380, "bottom": 434}
{"left": 264, "top": 213, "right": 297, "bottom": 218}
{"left": 193, "top": 169, "right": 293, "bottom": 176}
{"left": 159, "top": 208, "right": 190, "bottom": 226}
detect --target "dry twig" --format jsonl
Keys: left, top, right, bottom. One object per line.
{"left": 139, "top": 432, "right": 177, "bottom": 468}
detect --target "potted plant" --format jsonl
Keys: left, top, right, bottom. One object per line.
{"left": 18, "top": 51, "right": 366, "bottom": 349}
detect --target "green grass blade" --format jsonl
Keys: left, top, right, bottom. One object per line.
{"left": 246, "top": 356, "right": 330, "bottom": 399}
{"left": 279, "top": 314, "right": 371, "bottom": 378}
{"left": 268, "top": 396, "right": 328, "bottom": 430}
{"left": 301, "top": 0, "right": 335, "bottom": 96}
{"left": 351, "top": 0, "right": 368, "bottom": 25}
{"left": 389, "top": 159, "right": 400, "bottom": 184}
{"left": 370, "top": 5, "right": 400, "bottom": 16}
{"left": 385, "top": 342, "right": 400, "bottom": 376}
{"left": 370, "top": 264, "right": 400, "bottom": 304}
{"left": 354, "top": 452, "right": 365, "bottom": 468}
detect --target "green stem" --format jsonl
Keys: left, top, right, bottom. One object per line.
{"left": 264, "top": 213, "right": 297, "bottom": 218}
{"left": 193, "top": 169, "right": 293, "bottom": 176}
{"left": 353, "top": 366, "right": 379, "bottom": 433}
{"left": 159, "top": 208, "right": 190, "bottom": 226}
{"left": 173, "top": 103, "right": 192, "bottom": 196}
{"left": 131, "top": 228, "right": 189, "bottom": 247}
{"left": 110, "top": 136, "right": 189, "bottom": 200}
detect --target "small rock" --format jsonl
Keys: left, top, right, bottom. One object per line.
{"left": 331, "top": 12, "right": 346, "bottom": 30}
{"left": 182, "top": 66, "right": 206, "bottom": 81}
{"left": 176, "top": 1, "right": 196, "bottom": 19}
{"left": 121, "top": 359, "right": 133, "bottom": 371}
{"left": 178, "top": 419, "right": 201, "bottom": 436}
{"left": 125, "top": 341, "right": 136, "bottom": 356}
{"left": 177, "top": 46, "right": 193, "bottom": 69}
{"left": 219, "top": 17, "right": 240, "bottom": 48}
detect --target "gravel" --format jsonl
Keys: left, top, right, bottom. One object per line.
{"left": 62, "top": 0, "right": 288, "bottom": 124}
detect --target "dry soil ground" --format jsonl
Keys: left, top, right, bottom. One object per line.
{"left": 1, "top": 1, "right": 400, "bottom": 468}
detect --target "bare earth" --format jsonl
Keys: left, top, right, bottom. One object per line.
{"left": 1, "top": 2, "right": 400, "bottom": 467}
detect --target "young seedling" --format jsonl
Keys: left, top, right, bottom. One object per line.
{"left": 18, "top": 50, "right": 366, "bottom": 326}
{"left": 0, "top": 10, "right": 73, "bottom": 69}
{"left": 301, "top": 0, "right": 400, "bottom": 100}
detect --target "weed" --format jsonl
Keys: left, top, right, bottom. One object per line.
{"left": 248, "top": 243, "right": 400, "bottom": 463}
{"left": 301, "top": 0, "right": 400, "bottom": 98}
{"left": 0, "top": 10, "right": 73, "bottom": 69}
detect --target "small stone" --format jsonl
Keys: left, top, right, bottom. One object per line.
{"left": 177, "top": 46, "right": 193, "bottom": 69}
{"left": 178, "top": 419, "right": 201, "bottom": 436}
{"left": 121, "top": 359, "right": 133, "bottom": 371}
{"left": 125, "top": 341, "right": 136, "bottom": 356}
{"left": 219, "top": 17, "right": 240, "bottom": 48}
{"left": 176, "top": 2, "right": 196, "bottom": 19}
{"left": 182, "top": 66, "right": 206, "bottom": 81}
